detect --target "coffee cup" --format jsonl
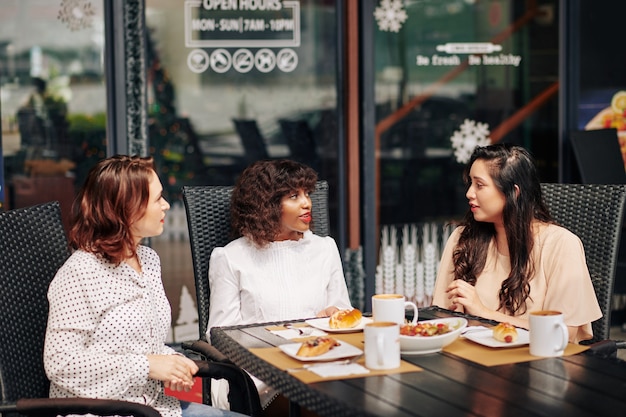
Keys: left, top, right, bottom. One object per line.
{"left": 364, "top": 321, "right": 400, "bottom": 370}
{"left": 371, "top": 294, "right": 418, "bottom": 324}
{"left": 529, "top": 310, "right": 569, "bottom": 357}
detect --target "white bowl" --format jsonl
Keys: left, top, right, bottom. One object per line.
{"left": 399, "top": 317, "right": 468, "bottom": 355}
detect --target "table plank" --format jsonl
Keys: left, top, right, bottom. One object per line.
{"left": 403, "top": 353, "right": 590, "bottom": 417}
{"left": 314, "top": 376, "right": 484, "bottom": 417}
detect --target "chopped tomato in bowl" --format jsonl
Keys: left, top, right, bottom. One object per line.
{"left": 399, "top": 318, "right": 467, "bottom": 354}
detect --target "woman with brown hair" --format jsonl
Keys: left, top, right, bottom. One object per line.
{"left": 432, "top": 144, "right": 601, "bottom": 343}
{"left": 44, "top": 155, "right": 243, "bottom": 417}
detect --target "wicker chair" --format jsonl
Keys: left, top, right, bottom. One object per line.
{"left": 182, "top": 180, "right": 330, "bottom": 342}
{"left": 278, "top": 119, "right": 320, "bottom": 172}
{"left": 180, "top": 181, "right": 329, "bottom": 411}
{"left": 0, "top": 201, "right": 262, "bottom": 417}
{"left": 232, "top": 119, "right": 270, "bottom": 164}
{"left": 541, "top": 183, "right": 626, "bottom": 343}
{"left": 0, "top": 202, "right": 160, "bottom": 417}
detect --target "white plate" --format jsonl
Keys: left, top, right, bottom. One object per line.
{"left": 279, "top": 340, "right": 363, "bottom": 362}
{"left": 305, "top": 316, "right": 373, "bottom": 333}
{"left": 463, "top": 328, "right": 529, "bottom": 348}
{"left": 401, "top": 348, "right": 442, "bottom": 356}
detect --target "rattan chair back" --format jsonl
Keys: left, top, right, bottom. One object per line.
{"left": 0, "top": 202, "right": 163, "bottom": 417}
{"left": 541, "top": 183, "right": 626, "bottom": 342}
{"left": 0, "top": 202, "right": 70, "bottom": 404}
{"left": 182, "top": 181, "right": 329, "bottom": 341}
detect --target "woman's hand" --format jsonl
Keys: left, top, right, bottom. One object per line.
{"left": 147, "top": 354, "right": 198, "bottom": 392}
{"left": 445, "top": 280, "right": 487, "bottom": 317}
{"left": 316, "top": 306, "right": 339, "bottom": 317}
{"left": 446, "top": 279, "right": 532, "bottom": 332}
{"left": 445, "top": 280, "right": 530, "bottom": 330}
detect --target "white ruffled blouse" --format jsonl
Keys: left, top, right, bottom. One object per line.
{"left": 207, "top": 231, "right": 352, "bottom": 338}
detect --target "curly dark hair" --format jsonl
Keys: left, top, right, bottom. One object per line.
{"left": 69, "top": 155, "right": 156, "bottom": 265}
{"left": 453, "top": 144, "right": 553, "bottom": 315}
{"left": 231, "top": 159, "right": 318, "bottom": 246}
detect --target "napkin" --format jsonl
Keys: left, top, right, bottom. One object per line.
{"left": 307, "top": 363, "right": 370, "bottom": 378}
{"left": 268, "top": 326, "right": 328, "bottom": 340}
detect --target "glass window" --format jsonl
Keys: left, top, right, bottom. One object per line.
{"left": 370, "top": 0, "right": 560, "bottom": 305}
{"left": 577, "top": 1, "right": 626, "bottom": 175}
{"left": 144, "top": 0, "right": 342, "bottom": 341}
{"left": 374, "top": 0, "right": 559, "bottom": 226}
{"left": 145, "top": 0, "right": 340, "bottom": 214}
{"left": 0, "top": 0, "right": 106, "bottom": 229}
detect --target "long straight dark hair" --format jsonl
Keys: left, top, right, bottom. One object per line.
{"left": 453, "top": 144, "right": 553, "bottom": 315}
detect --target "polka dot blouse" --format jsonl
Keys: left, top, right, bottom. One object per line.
{"left": 44, "top": 246, "right": 182, "bottom": 417}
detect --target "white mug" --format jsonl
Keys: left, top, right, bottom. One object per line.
{"left": 371, "top": 294, "right": 418, "bottom": 325}
{"left": 364, "top": 321, "right": 400, "bottom": 370}
{"left": 529, "top": 310, "right": 569, "bottom": 357}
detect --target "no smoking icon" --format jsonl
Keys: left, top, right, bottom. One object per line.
{"left": 233, "top": 49, "right": 254, "bottom": 73}
{"left": 277, "top": 49, "right": 298, "bottom": 72}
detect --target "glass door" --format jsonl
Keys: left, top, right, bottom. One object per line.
{"left": 366, "top": 0, "right": 560, "bottom": 305}
{"left": 0, "top": 0, "right": 107, "bottom": 230}
{"left": 144, "top": 0, "right": 344, "bottom": 340}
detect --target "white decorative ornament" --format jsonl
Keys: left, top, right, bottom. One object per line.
{"left": 380, "top": 226, "right": 397, "bottom": 294}
{"left": 375, "top": 264, "right": 384, "bottom": 295}
{"left": 402, "top": 224, "right": 417, "bottom": 304}
{"left": 450, "top": 119, "right": 491, "bottom": 164}
{"left": 423, "top": 223, "right": 437, "bottom": 300}
{"left": 374, "top": 0, "right": 408, "bottom": 33}
{"left": 395, "top": 263, "right": 404, "bottom": 294}
{"left": 58, "top": 0, "right": 95, "bottom": 31}
{"left": 416, "top": 262, "right": 425, "bottom": 305}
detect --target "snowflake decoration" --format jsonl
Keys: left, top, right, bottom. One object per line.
{"left": 58, "top": 0, "right": 95, "bottom": 32}
{"left": 374, "top": 0, "right": 408, "bottom": 33}
{"left": 450, "top": 119, "right": 491, "bottom": 164}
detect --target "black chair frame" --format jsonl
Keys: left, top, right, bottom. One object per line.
{"left": 182, "top": 180, "right": 329, "bottom": 342}
{"left": 541, "top": 183, "right": 626, "bottom": 343}
{"left": 0, "top": 202, "right": 161, "bottom": 417}
{"left": 0, "top": 201, "right": 261, "bottom": 417}
{"left": 181, "top": 181, "right": 329, "bottom": 412}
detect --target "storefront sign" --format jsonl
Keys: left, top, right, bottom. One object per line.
{"left": 416, "top": 42, "right": 522, "bottom": 67}
{"left": 184, "top": 0, "right": 300, "bottom": 48}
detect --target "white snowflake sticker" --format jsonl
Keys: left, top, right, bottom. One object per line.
{"left": 58, "top": 0, "right": 95, "bottom": 31}
{"left": 374, "top": 0, "right": 408, "bottom": 33}
{"left": 450, "top": 119, "right": 491, "bottom": 164}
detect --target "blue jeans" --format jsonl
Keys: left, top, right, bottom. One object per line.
{"left": 180, "top": 400, "right": 247, "bottom": 417}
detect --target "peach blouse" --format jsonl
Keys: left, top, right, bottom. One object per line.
{"left": 432, "top": 224, "right": 602, "bottom": 342}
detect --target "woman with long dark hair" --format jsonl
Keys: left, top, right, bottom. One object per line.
{"left": 432, "top": 144, "right": 601, "bottom": 343}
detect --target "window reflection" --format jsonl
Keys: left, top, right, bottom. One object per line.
{"left": 0, "top": 0, "right": 106, "bottom": 228}
{"left": 144, "top": 0, "right": 341, "bottom": 339}
{"left": 375, "top": 0, "right": 559, "bottom": 225}
{"left": 145, "top": 0, "right": 339, "bottom": 212}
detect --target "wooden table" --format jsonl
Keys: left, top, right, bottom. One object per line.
{"left": 210, "top": 307, "right": 626, "bottom": 417}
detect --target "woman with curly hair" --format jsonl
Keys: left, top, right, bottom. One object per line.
{"left": 206, "top": 159, "right": 352, "bottom": 413}
{"left": 207, "top": 159, "right": 352, "bottom": 335}
{"left": 44, "top": 155, "right": 243, "bottom": 417}
{"left": 432, "top": 144, "right": 601, "bottom": 343}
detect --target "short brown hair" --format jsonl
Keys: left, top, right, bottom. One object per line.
{"left": 231, "top": 159, "right": 317, "bottom": 246}
{"left": 69, "top": 155, "right": 156, "bottom": 264}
